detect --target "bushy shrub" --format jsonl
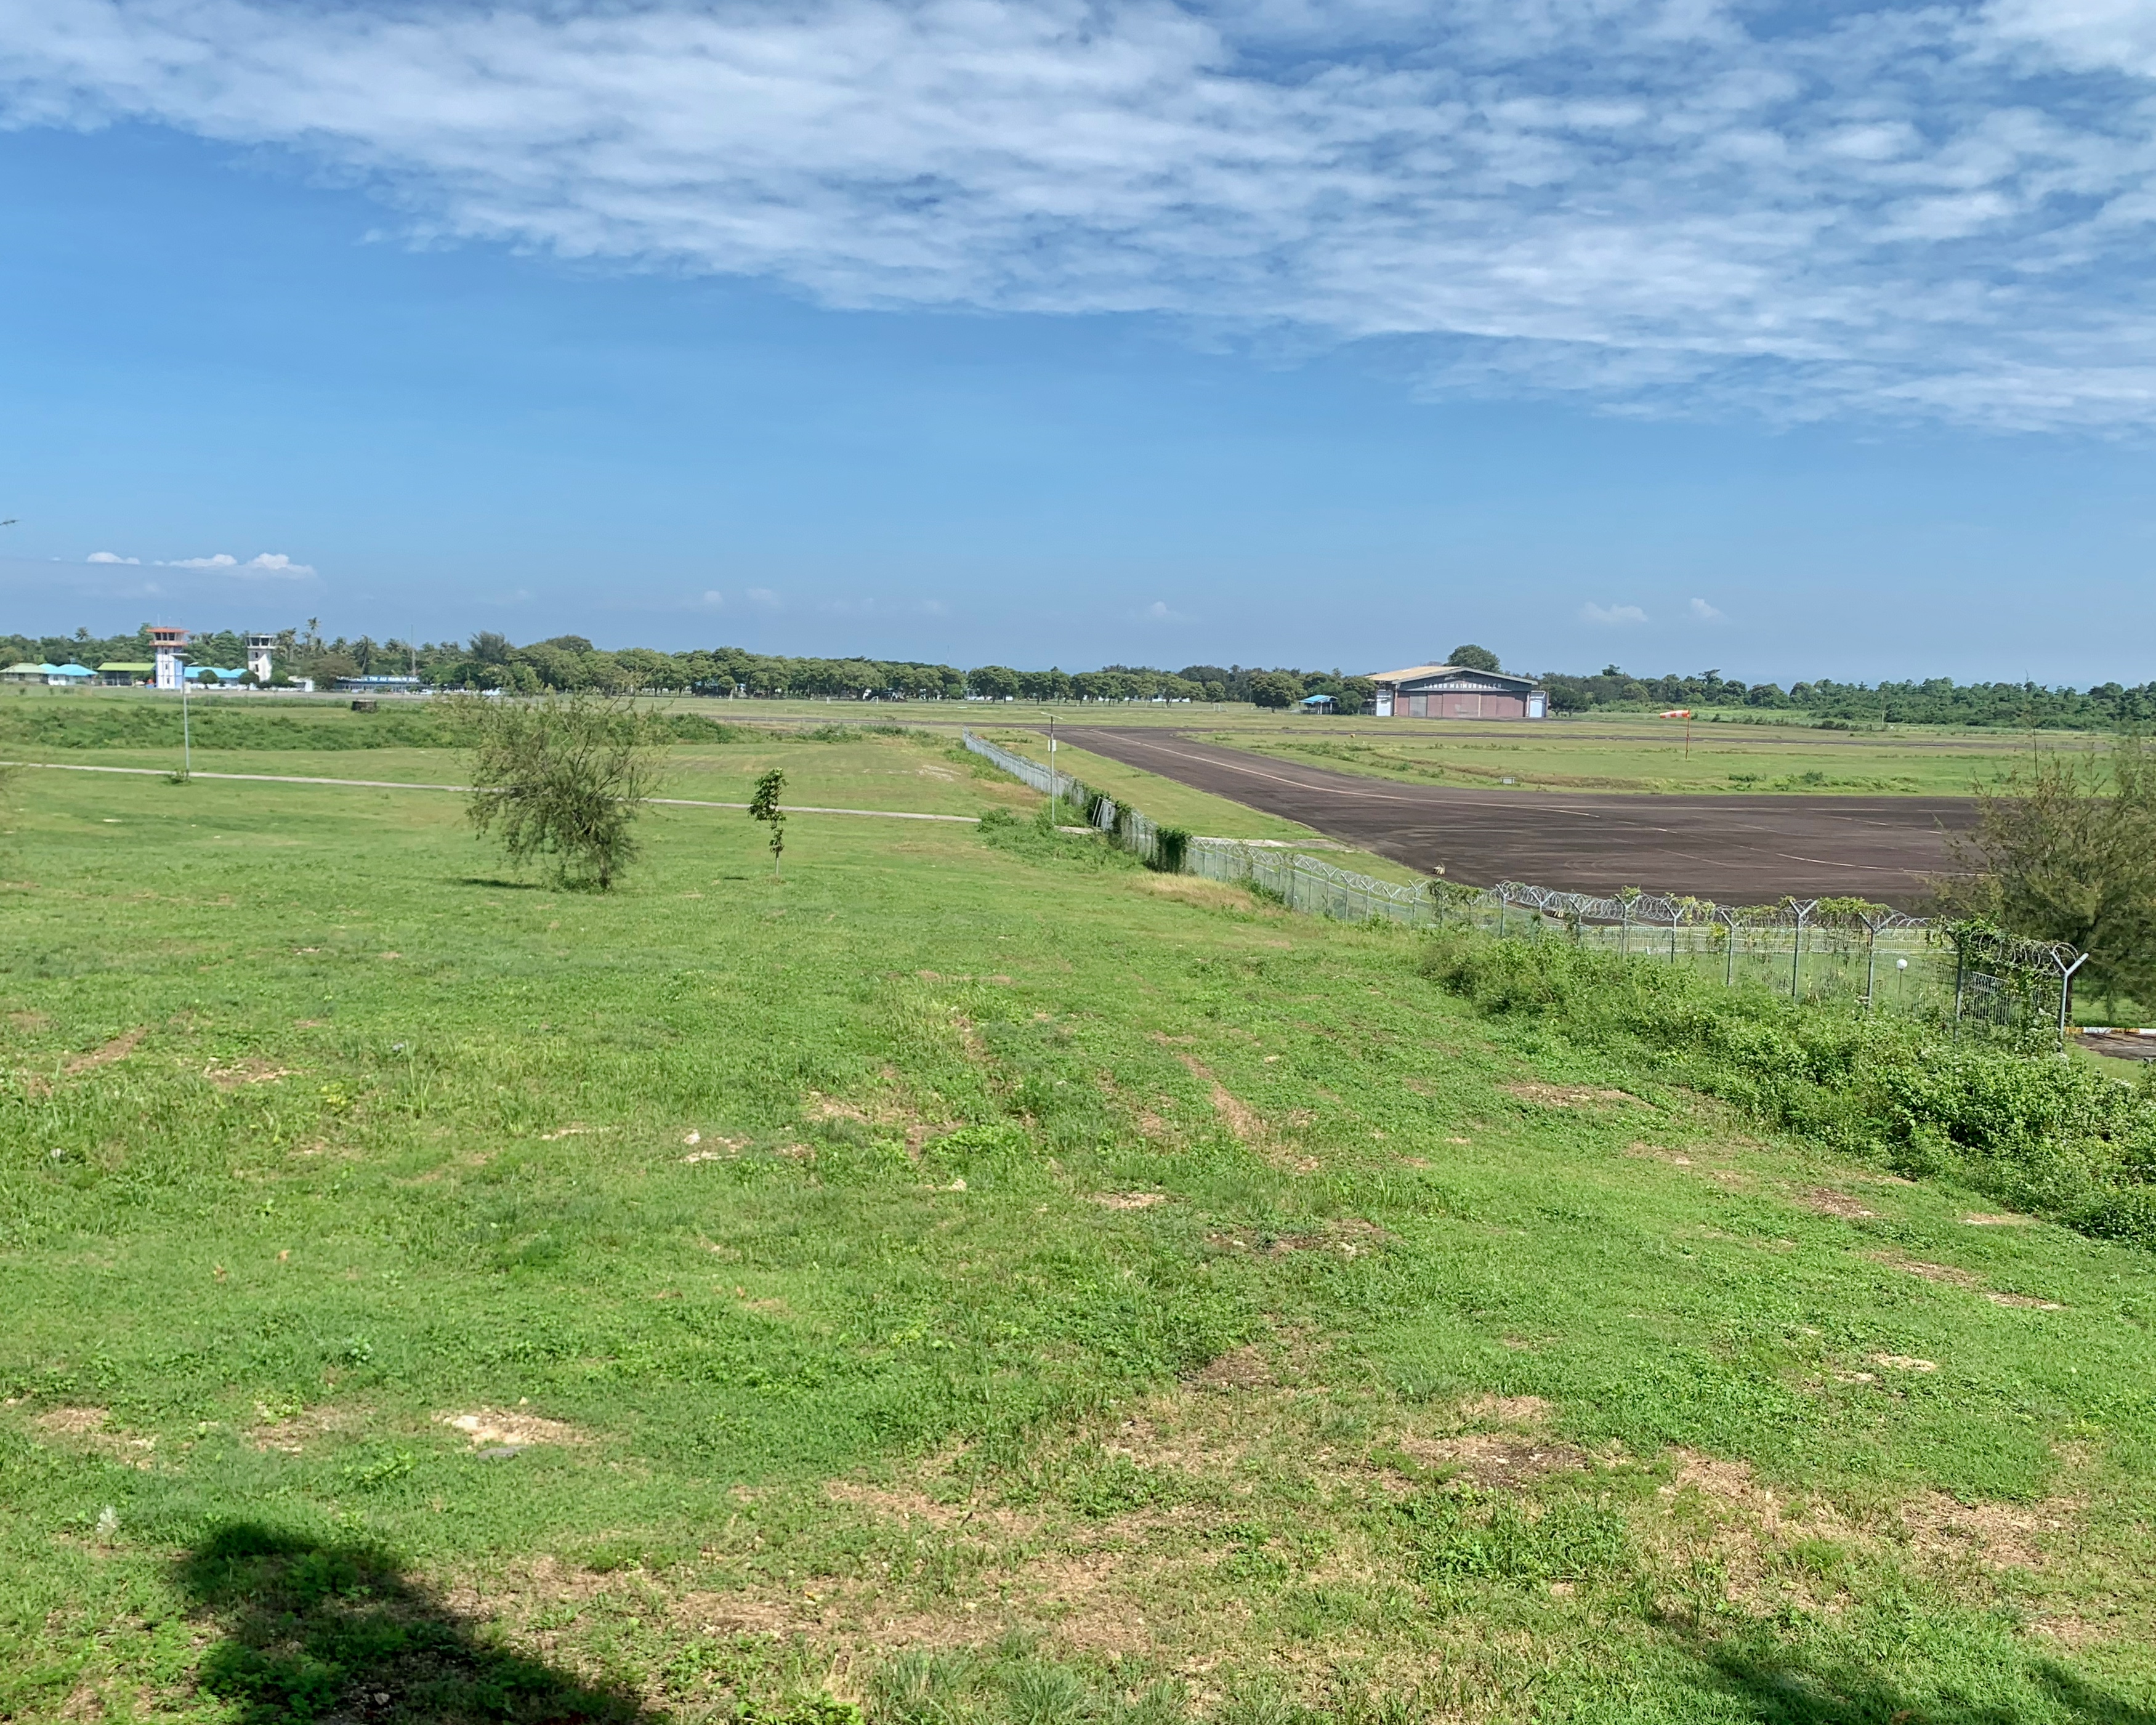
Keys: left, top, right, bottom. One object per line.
{"left": 458, "top": 693, "right": 666, "bottom": 890}
{"left": 1416, "top": 930, "right": 2156, "bottom": 1245}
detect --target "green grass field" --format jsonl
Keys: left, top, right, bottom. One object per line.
{"left": 2, "top": 687, "right": 2106, "bottom": 800}
{"left": 4, "top": 729, "right": 2154, "bottom": 1723}
{"left": 1197, "top": 719, "right": 2097, "bottom": 799}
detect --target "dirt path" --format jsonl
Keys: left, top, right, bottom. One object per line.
{"left": 1066, "top": 729, "right": 1975, "bottom": 905}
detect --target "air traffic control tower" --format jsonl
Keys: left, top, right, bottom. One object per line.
{"left": 150, "top": 626, "right": 188, "bottom": 691}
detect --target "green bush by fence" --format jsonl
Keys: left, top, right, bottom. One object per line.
{"left": 1417, "top": 929, "right": 2156, "bottom": 1248}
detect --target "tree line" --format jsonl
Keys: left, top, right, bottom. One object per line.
{"left": 1546, "top": 666, "right": 2156, "bottom": 727}
{"left": 1, "top": 624, "right": 1379, "bottom": 708}
{"left": 10, "top": 624, "right": 2152, "bottom": 727}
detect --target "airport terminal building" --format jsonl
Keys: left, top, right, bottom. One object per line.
{"left": 1368, "top": 663, "right": 1548, "bottom": 720}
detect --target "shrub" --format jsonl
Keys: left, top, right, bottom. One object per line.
{"left": 1937, "top": 734, "right": 2156, "bottom": 1000}
{"left": 458, "top": 693, "right": 666, "bottom": 890}
{"left": 1416, "top": 929, "right": 2156, "bottom": 1242}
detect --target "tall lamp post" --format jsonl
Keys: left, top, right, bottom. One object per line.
{"left": 150, "top": 627, "right": 192, "bottom": 779}
{"left": 179, "top": 653, "right": 192, "bottom": 780}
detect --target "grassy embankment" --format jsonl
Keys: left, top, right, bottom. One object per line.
{"left": 1207, "top": 720, "right": 2099, "bottom": 799}
{"left": 3, "top": 727, "right": 2155, "bottom": 1722}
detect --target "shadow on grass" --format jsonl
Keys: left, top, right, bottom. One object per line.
{"left": 1687, "top": 1632, "right": 2156, "bottom": 1724}
{"left": 176, "top": 1521, "right": 658, "bottom": 1724}
{"left": 454, "top": 878, "right": 551, "bottom": 892}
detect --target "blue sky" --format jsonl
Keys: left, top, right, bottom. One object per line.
{"left": 4, "top": 0, "right": 2156, "bottom": 683}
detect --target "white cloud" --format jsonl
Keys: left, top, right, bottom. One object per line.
{"left": 1141, "top": 600, "right": 1189, "bottom": 621}
{"left": 699, "top": 589, "right": 724, "bottom": 607}
{"left": 236, "top": 552, "right": 315, "bottom": 577}
{"left": 86, "top": 551, "right": 139, "bottom": 564}
{"left": 12, "top": 0, "right": 2156, "bottom": 424}
{"left": 1582, "top": 602, "right": 1649, "bottom": 626}
{"left": 1690, "top": 597, "right": 1725, "bottom": 621}
{"left": 744, "top": 588, "right": 781, "bottom": 610}
{"left": 158, "top": 551, "right": 316, "bottom": 576}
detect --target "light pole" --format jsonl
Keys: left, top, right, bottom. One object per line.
{"left": 179, "top": 655, "right": 192, "bottom": 780}
{"left": 1048, "top": 715, "right": 1057, "bottom": 825}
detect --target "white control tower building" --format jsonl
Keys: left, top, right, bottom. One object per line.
{"left": 150, "top": 626, "right": 188, "bottom": 691}
{"left": 247, "top": 632, "right": 275, "bottom": 684}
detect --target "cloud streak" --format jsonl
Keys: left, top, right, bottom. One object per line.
{"left": 9, "top": 0, "right": 2156, "bottom": 425}
{"left": 156, "top": 551, "right": 316, "bottom": 576}
{"left": 1582, "top": 602, "right": 1649, "bottom": 626}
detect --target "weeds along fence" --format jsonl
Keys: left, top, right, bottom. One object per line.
{"left": 1186, "top": 840, "right": 1429, "bottom": 924}
{"left": 962, "top": 728, "right": 1181, "bottom": 866}
{"left": 959, "top": 729, "right": 2086, "bottom": 1037}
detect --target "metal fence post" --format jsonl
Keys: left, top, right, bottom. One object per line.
{"left": 1952, "top": 937, "right": 1967, "bottom": 1041}
{"left": 2057, "top": 951, "right": 2089, "bottom": 1048}
{"left": 1788, "top": 902, "right": 1815, "bottom": 998}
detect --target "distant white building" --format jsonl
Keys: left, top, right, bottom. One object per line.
{"left": 247, "top": 632, "right": 275, "bottom": 683}
{"left": 150, "top": 626, "right": 188, "bottom": 690}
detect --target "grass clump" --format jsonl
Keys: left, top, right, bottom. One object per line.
{"left": 1417, "top": 928, "right": 2156, "bottom": 1243}
{"left": 977, "top": 803, "right": 1142, "bottom": 873}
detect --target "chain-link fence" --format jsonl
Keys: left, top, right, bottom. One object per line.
{"left": 964, "top": 728, "right": 1081, "bottom": 802}
{"left": 1187, "top": 840, "right": 1428, "bottom": 924}
{"left": 960, "top": 729, "right": 2086, "bottom": 1037}
{"left": 1437, "top": 883, "right": 1934, "bottom": 1009}
{"left": 964, "top": 728, "right": 1171, "bottom": 864}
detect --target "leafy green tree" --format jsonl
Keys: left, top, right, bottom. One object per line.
{"left": 459, "top": 693, "right": 664, "bottom": 891}
{"left": 749, "top": 768, "right": 787, "bottom": 878}
{"left": 967, "top": 665, "right": 1020, "bottom": 700}
{"left": 1447, "top": 644, "right": 1501, "bottom": 672}
{"left": 1937, "top": 736, "right": 2156, "bottom": 1001}
{"left": 1247, "top": 671, "right": 1304, "bottom": 709}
